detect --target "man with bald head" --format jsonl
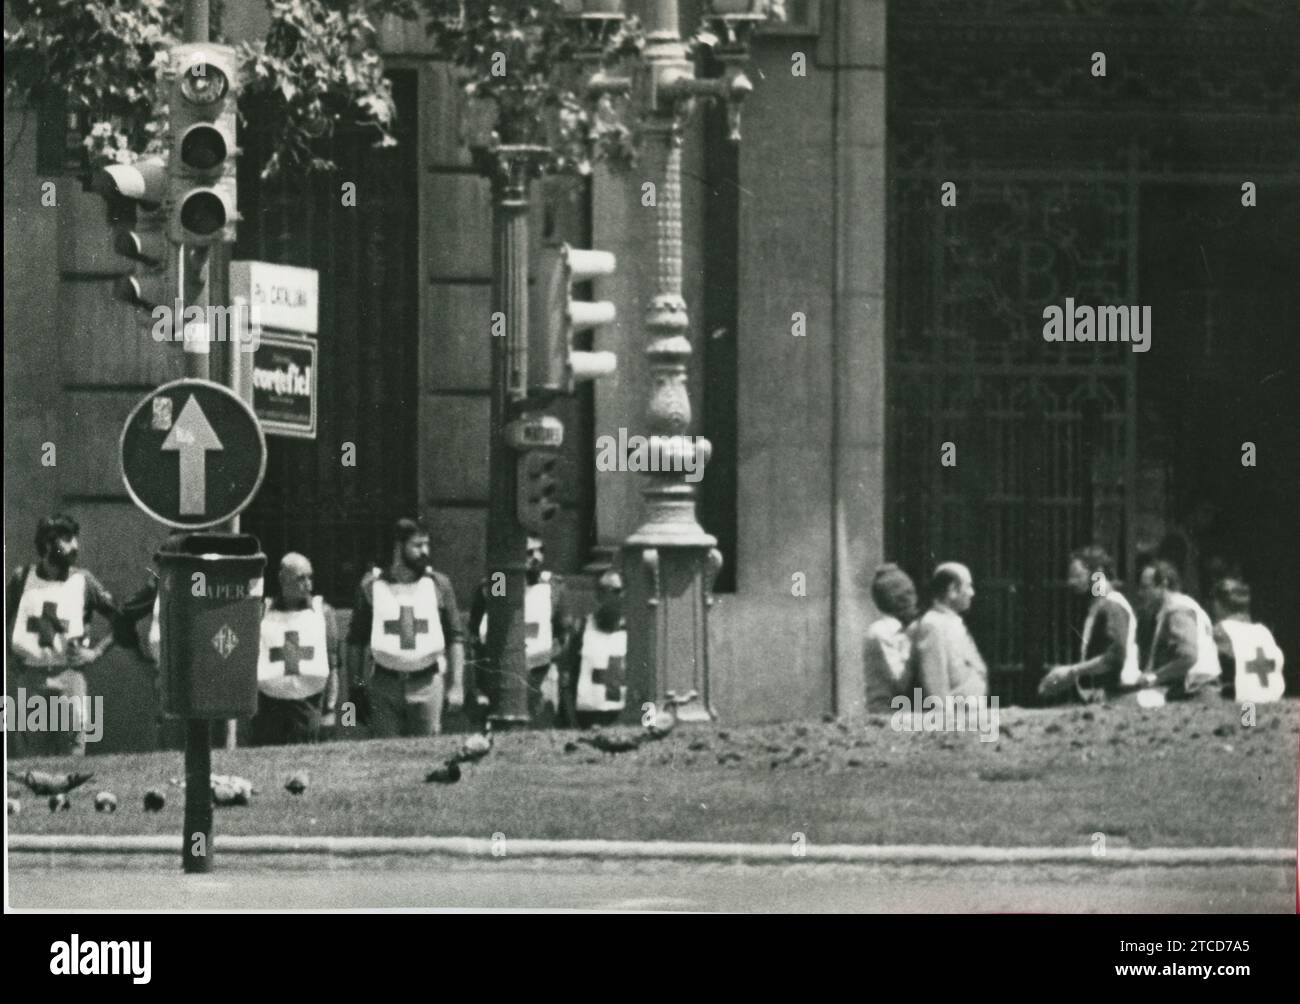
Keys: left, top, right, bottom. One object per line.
{"left": 254, "top": 552, "right": 340, "bottom": 744}
{"left": 906, "top": 562, "right": 989, "bottom": 699}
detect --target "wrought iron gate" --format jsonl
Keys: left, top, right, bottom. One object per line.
{"left": 886, "top": 0, "right": 1300, "bottom": 702}
{"left": 887, "top": 169, "right": 1136, "bottom": 703}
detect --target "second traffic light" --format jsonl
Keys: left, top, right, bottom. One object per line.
{"left": 516, "top": 449, "right": 560, "bottom": 533}
{"left": 169, "top": 43, "right": 240, "bottom": 246}
{"left": 529, "top": 243, "right": 618, "bottom": 399}
{"left": 92, "top": 157, "right": 172, "bottom": 309}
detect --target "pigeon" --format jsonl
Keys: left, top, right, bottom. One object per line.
{"left": 9, "top": 769, "right": 95, "bottom": 796}
{"left": 424, "top": 761, "right": 461, "bottom": 784}
{"left": 211, "top": 774, "right": 255, "bottom": 807}
{"left": 143, "top": 789, "right": 167, "bottom": 812}
{"left": 644, "top": 689, "right": 699, "bottom": 741}
{"left": 452, "top": 722, "right": 493, "bottom": 765}
{"left": 7, "top": 797, "right": 19, "bottom": 816}
{"left": 48, "top": 793, "right": 71, "bottom": 812}
{"left": 581, "top": 731, "right": 643, "bottom": 755}
{"left": 285, "top": 771, "right": 309, "bottom": 795}
{"left": 94, "top": 791, "right": 118, "bottom": 813}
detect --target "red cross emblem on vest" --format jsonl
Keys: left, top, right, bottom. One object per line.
{"left": 269, "top": 631, "right": 315, "bottom": 676}
{"left": 1245, "top": 647, "right": 1277, "bottom": 686}
{"left": 384, "top": 606, "right": 429, "bottom": 650}
{"left": 592, "top": 654, "right": 625, "bottom": 701}
{"left": 28, "top": 602, "right": 69, "bottom": 649}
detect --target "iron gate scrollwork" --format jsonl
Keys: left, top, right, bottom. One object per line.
{"left": 887, "top": 168, "right": 1136, "bottom": 704}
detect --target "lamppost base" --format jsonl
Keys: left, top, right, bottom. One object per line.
{"left": 620, "top": 538, "right": 722, "bottom": 726}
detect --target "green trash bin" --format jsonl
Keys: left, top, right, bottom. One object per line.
{"left": 156, "top": 533, "right": 266, "bottom": 719}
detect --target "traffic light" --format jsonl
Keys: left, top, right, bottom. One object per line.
{"left": 529, "top": 243, "right": 618, "bottom": 399}
{"left": 516, "top": 449, "right": 560, "bottom": 533}
{"left": 168, "top": 43, "right": 240, "bottom": 246}
{"left": 92, "top": 157, "right": 174, "bottom": 309}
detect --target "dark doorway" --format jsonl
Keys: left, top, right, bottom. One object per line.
{"left": 237, "top": 71, "right": 421, "bottom": 606}
{"left": 1137, "top": 183, "right": 1300, "bottom": 683}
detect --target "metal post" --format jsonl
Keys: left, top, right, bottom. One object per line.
{"left": 480, "top": 144, "right": 548, "bottom": 726}
{"left": 184, "top": 0, "right": 209, "bottom": 44}
{"left": 181, "top": 719, "right": 212, "bottom": 873}
{"left": 181, "top": 0, "right": 214, "bottom": 873}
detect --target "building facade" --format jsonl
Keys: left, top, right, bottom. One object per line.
{"left": 5, "top": 1, "right": 1297, "bottom": 750}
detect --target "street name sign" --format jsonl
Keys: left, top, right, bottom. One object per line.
{"left": 230, "top": 260, "right": 319, "bottom": 334}
{"left": 120, "top": 378, "right": 267, "bottom": 529}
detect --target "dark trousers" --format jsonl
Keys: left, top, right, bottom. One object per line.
{"left": 370, "top": 665, "right": 443, "bottom": 737}
{"left": 6, "top": 666, "right": 88, "bottom": 757}
{"left": 252, "top": 693, "right": 323, "bottom": 745}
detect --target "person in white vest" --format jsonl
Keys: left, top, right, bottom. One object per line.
{"left": 565, "top": 569, "right": 627, "bottom": 728}
{"left": 468, "top": 536, "right": 570, "bottom": 725}
{"left": 1210, "top": 577, "right": 1286, "bottom": 704}
{"left": 6, "top": 514, "right": 118, "bottom": 757}
{"left": 346, "top": 518, "right": 465, "bottom": 737}
{"left": 253, "top": 553, "right": 339, "bottom": 744}
{"left": 864, "top": 564, "right": 918, "bottom": 712}
{"left": 1134, "top": 559, "right": 1223, "bottom": 701}
{"left": 1038, "top": 545, "right": 1140, "bottom": 703}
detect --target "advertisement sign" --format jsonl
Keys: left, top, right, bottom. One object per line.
{"left": 252, "top": 334, "right": 318, "bottom": 440}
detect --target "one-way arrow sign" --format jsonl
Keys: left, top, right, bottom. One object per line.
{"left": 120, "top": 379, "right": 266, "bottom": 529}
{"left": 161, "top": 395, "right": 225, "bottom": 515}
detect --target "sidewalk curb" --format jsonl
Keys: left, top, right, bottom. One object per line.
{"left": 8, "top": 835, "right": 1295, "bottom": 867}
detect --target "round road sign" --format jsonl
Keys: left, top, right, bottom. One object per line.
{"left": 119, "top": 378, "right": 267, "bottom": 530}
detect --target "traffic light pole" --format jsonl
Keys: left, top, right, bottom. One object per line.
{"left": 180, "top": 0, "right": 214, "bottom": 874}
{"left": 184, "top": 0, "right": 209, "bottom": 44}
{"left": 478, "top": 143, "right": 548, "bottom": 727}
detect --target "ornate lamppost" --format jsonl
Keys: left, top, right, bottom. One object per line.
{"left": 617, "top": 0, "right": 771, "bottom": 723}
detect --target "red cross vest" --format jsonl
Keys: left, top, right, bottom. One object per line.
{"left": 370, "top": 570, "right": 445, "bottom": 672}
{"left": 477, "top": 572, "right": 554, "bottom": 670}
{"left": 1148, "top": 592, "right": 1221, "bottom": 689}
{"left": 575, "top": 615, "right": 627, "bottom": 713}
{"left": 258, "top": 596, "right": 330, "bottom": 700}
{"left": 1218, "top": 619, "right": 1285, "bottom": 705}
{"left": 1081, "top": 589, "right": 1140, "bottom": 688}
{"left": 10, "top": 567, "right": 86, "bottom": 668}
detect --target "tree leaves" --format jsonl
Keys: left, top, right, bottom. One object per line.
{"left": 4, "top": 0, "right": 646, "bottom": 179}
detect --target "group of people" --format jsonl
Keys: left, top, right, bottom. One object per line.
{"left": 5, "top": 513, "right": 633, "bottom": 757}
{"left": 9, "top": 512, "right": 1289, "bottom": 758}
{"left": 863, "top": 547, "right": 1288, "bottom": 711}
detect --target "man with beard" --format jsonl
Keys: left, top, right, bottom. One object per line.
{"left": 469, "top": 536, "right": 570, "bottom": 725}
{"left": 864, "top": 564, "right": 919, "bottom": 712}
{"left": 6, "top": 514, "right": 119, "bottom": 756}
{"left": 346, "top": 518, "right": 465, "bottom": 737}
{"left": 567, "top": 570, "right": 627, "bottom": 728}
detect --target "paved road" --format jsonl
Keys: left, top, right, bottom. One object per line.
{"left": 8, "top": 856, "right": 1294, "bottom": 912}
